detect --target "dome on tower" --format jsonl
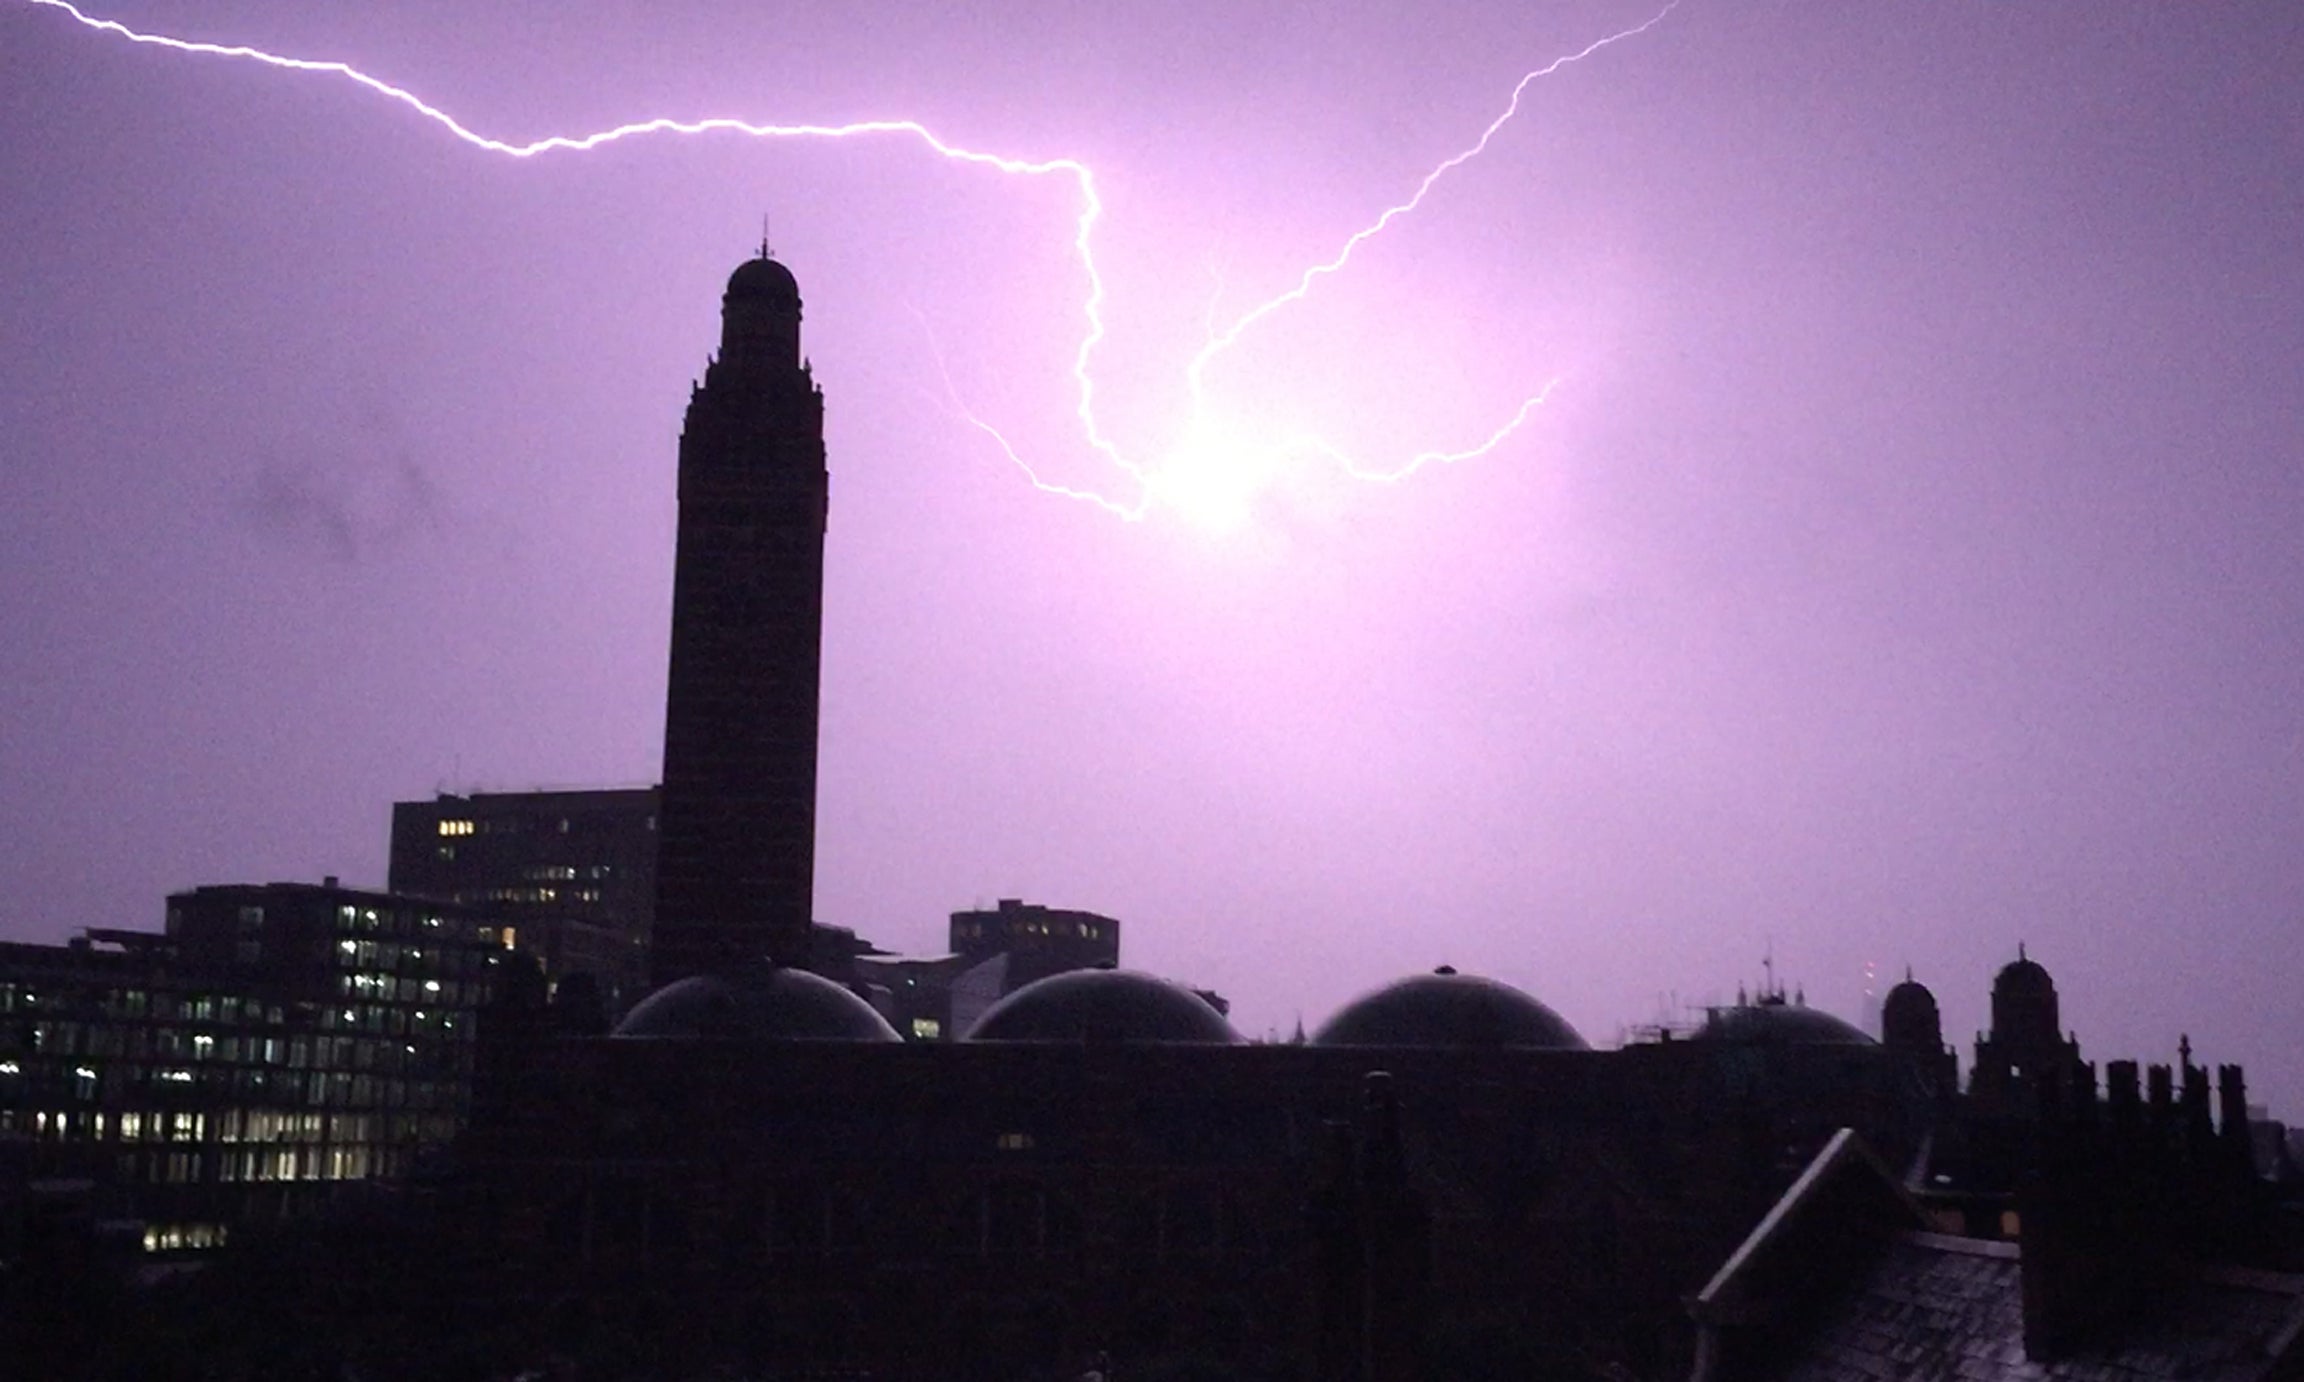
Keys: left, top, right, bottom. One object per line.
{"left": 1993, "top": 953, "right": 2054, "bottom": 998}
{"left": 612, "top": 965, "right": 899, "bottom": 1042}
{"left": 1881, "top": 974, "right": 1943, "bottom": 1049}
{"left": 962, "top": 969, "right": 1241, "bottom": 1044}
{"left": 1695, "top": 995, "right": 1874, "bottom": 1046}
{"left": 1312, "top": 969, "right": 1588, "bottom": 1050}
{"left": 724, "top": 255, "right": 800, "bottom": 306}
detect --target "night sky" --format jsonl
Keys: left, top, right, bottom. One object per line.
{"left": 4, "top": 1, "right": 2300, "bottom": 1112}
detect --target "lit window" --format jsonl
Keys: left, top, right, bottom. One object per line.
{"left": 437, "top": 820, "right": 474, "bottom": 837}
{"left": 911, "top": 1018, "right": 942, "bottom": 1040}
{"left": 996, "top": 1132, "right": 1034, "bottom": 1151}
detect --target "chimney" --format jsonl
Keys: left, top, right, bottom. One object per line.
{"left": 2218, "top": 1065, "right": 2254, "bottom": 1177}
{"left": 2107, "top": 1060, "right": 2141, "bottom": 1131}
{"left": 2182, "top": 1059, "right": 2216, "bottom": 1164}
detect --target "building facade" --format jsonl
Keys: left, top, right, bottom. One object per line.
{"left": 389, "top": 787, "right": 658, "bottom": 1005}
{"left": 0, "top": 880, "right": 506, "bottom": 1257}
{"left": 950, "top": 898, "right": 1121, "bottom": 990}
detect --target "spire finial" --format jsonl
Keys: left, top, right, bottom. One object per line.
{"left": 2018, "top": 941, "right": 2027, "bottom": 961}
{"left": 760, "top": 211, "right": 773, "bottom": 260}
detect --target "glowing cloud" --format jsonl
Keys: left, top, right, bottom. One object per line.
{"left": 22, "top": 0, "right": 1676, "bottom": 526}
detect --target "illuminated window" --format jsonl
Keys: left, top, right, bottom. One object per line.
{"left": 911, "top": 1018, "right": 942, "bottom": 1040}
{"left": 437, "top": 820, "right": 474, "bottom": 837}
{"left": 996, "top": 1132, "right": 1033, "bottom": 1151}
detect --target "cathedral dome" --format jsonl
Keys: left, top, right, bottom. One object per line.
{"left": 724, "top": 255, "right": 800, "bottom": 306}
{"left": 1312, "top": 970, "right": 1588, "bottom": 1050}
{"left": 962, "top": 969, "right": 1242, "bottom": 1044}
{"left": 613, "top": 965, "right": 900, "bottom": 1042}
{"left": 1696, "top": 997, "right": 1874, "bottom": 1046}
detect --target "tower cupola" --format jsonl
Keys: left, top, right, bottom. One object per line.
{"left": 720, "top": 254, "right": 803, "bottom": 371}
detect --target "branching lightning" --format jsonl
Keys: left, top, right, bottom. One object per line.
{"left": 22, "top": 0, "right": 1676, "bottom": 527}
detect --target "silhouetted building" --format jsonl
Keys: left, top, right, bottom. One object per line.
{"left": 653, "top": 252, "right": 829, "bottom": 986}
{"left": 388, "top": 787, "right": 657, "bottom": 1004}
{"left": 1969, "top": 947, "right": 2085, "bottom": 1117}
{"left": 950, "top": 899, "right": 1120, "bottom": 988}
{"left": 0, "top": 880, "right": 506, "bottom": 1260}
{"left": 1880, "top": 970, "right": 1962, "bottom": 1134}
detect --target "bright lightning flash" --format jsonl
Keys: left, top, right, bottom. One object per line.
{"left": 23, "top": 0, "right": 1677, "bottom": 528}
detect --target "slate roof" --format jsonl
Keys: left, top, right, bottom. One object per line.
{"left": 1768, "top": 1231, "right": 2304, "bottom": 1382}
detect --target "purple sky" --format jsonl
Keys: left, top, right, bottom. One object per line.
{"left": 4, "top": 1, "right": 2300, "bottom": 1112}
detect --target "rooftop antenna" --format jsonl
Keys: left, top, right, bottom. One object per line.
{"left": 760, "top": 211, "right": 774, "bottom": 259}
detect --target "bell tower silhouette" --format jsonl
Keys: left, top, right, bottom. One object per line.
{"left": 651, "top": 251, "right": 828, "bottom": 986}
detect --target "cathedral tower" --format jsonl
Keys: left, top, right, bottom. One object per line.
{"left": 651, "top": 254, "right": 828, "bottom": 986}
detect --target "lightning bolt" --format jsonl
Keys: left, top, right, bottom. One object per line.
{"left": 20, "top": 0, "right": 1677, "bottom": 525}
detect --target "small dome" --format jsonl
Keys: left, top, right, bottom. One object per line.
{"left": 1697, "top": 998, "right": 1875, "bottom": 1046}
{"left": 1993, "top": 954, "right": 2054, "bottom": 998}
{"left": 1881, "top": 977, "right": 1942, "bottom": 1048}
{"left": 1882, "top": 978, "right": 1938, "bottom": 1023}
{"left": 725, "top": 255, "right": 800, "bottom": 306}
{"left": 963, "top": 969, "right": 1241, "bottom": 1044}
{"left": 613, "top": 966, "right": 899, "bottom": 1042}
{"left": 1313, "top": 972, "right": 1588, "bottom": 1050}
